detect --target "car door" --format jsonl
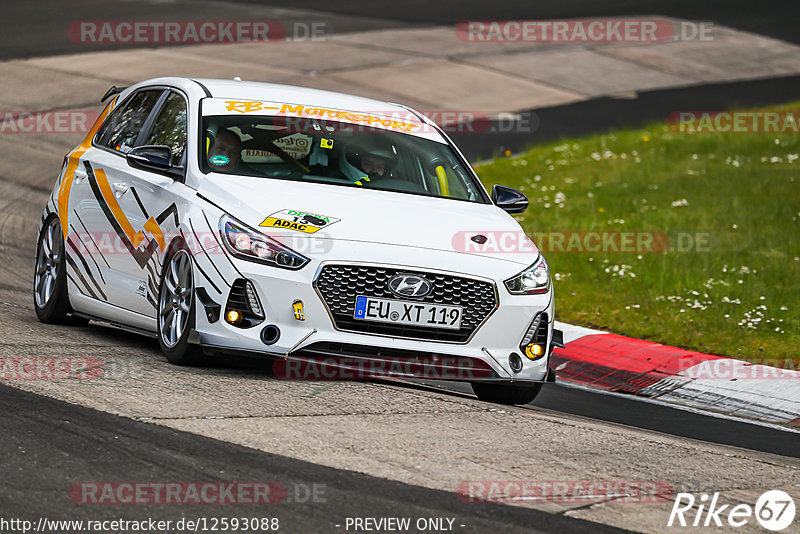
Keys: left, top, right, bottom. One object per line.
{"left": 71, "top": 89, "right": 165, "bottom": 313}
{"left": 119, "top": 89, "right": 192, "bottom": 317}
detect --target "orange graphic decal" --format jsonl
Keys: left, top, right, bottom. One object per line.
{"left": 58, "top": 97, "right": 117, "bottom": 238}
{"left": 93, "top": 168, "right": 166, "bottom": 251}
{"left": 143, "top": 217, "right": 167, "bottom": 251}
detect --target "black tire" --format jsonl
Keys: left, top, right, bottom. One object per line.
{"left": 157, "top": 245, "right": 204, "bottom": 366}
{"left": 34, "top": 216, "right": 72, "bottom": 324}
{"left": 471, "top": 382, "right": 543, "bottom": 405}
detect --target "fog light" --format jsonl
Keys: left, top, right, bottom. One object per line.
{"left": 520, "top": 312, "right": 549, "bottom": 360}
{"left": 225, "top": 310, "right": 243, "bottom": 325}
{"left": 509, "top": 353, "right": 523, "bottom": 373}
{"left": 525, "top": 343, "right": 544, "bottom": 360}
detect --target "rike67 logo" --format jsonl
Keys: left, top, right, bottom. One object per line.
{"left": 668, "top": 490, "right": 796, "bottom": 531}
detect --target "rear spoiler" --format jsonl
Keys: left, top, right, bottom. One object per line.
{"left": 101, "top": 85, "right": 127, "bottom": 103}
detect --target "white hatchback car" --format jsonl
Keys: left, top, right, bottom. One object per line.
{"left": 35, "top": 77, "right": 561, "bottom": 404}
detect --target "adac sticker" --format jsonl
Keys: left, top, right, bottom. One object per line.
{"left": 209, "top": 154, "right": 230, "bottom": 166}
{"left": 259, "top": 209, "right": 340, "bottom": 234}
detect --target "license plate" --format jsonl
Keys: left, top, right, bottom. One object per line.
{"left": 353, "top": 296, "right": 462, "bottom": 330}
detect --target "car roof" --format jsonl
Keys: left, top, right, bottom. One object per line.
{"left": 192, "top": 78, "right": 416, "bottom": 117}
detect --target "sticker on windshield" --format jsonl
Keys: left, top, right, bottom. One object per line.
{"left": 214, "top": 100, "right": 422, "bottom": 133}
{"left": 259, "top": 209, "right": 340, "bottom": 234}
{"left": 209, "top": 154, "right": 230, "bottom": 166}
{"left": 241, "top": 134, "right": 313, "bottom": 164}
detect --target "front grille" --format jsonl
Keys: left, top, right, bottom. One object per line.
{"left": 314, "top": 264, "right": 497, "bottom": 342}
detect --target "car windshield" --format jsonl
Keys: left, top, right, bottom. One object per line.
{"left": 200, "top": 113, "right": 487, "bottom": 203}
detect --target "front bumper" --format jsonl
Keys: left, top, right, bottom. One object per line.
{"left": 194, "top": 255, "right": 555, "bottom": 383}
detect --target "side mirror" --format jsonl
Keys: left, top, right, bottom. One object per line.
{"left": 126, "top": 145, "right": 182, "bottom": 178}
{"left": 492, "top": 184, "right": 529, "bottom": 214}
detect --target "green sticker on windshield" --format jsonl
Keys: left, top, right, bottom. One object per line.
{"left": 209, "top": 155, "right": 230, "bottom": 166}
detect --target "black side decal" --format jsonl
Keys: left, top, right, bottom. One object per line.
{"left": 70, "top": 221, "right": 106, "bottom": 284}
{"left": 66, "top": 273, "right": 88, "bottom": 298}
{"left": 157, "top": 203, "right": 180, "bottom": 226}
{"left": 178, "top": 228, "right": 222, "bottom": 295}
{"left": 74, "top": 211, "right": 110, "bottom": 270}
{"left": 130, "top": 187, "right": 149, "bottom": 218}
{"left": 189, "top": 217, "right": 230, "bottom": 289}
{"left": 65, "top": 253, "right": 101, "bottom": 301}
{"left": 66, "top": 235, "right": 107, "bottom": 300}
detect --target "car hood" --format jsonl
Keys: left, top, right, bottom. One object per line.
{"left": 198, "top": 174, "right": 538, "bottom": 266}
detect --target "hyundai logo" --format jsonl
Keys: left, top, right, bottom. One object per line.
{"left": 387, "top": 274, "right": 433, "bottom": 298}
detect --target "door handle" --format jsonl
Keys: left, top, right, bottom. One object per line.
{"left": 112, "top": 182, "right": 129, "bottom": 197}
{"left": 73, "top": 168, "right": 88, "bottom": 183}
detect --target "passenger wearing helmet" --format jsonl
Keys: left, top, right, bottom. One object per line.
{"left": 361, "top": 154, "right": 387, "bottom": 177}
{"left": 339, "top": 134, "right": 398, "bottom": 185}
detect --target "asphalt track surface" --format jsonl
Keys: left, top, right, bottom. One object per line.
{"left": 238, "top": 0, "right": 800, "bottom": 46}
{"left": 3, "top": 0, "right": 798, "bottom": 60}
{"left": 0, "top": 364, "right": 796, "bottom": 529}
{"left": 0, "top": 383, "right": 624, "bottom": 533}
{"left": 1, "top": 1, "right": 800, "bottom": 533}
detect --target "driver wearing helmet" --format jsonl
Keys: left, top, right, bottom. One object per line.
{"left": 207, "top": 129, "right": 243, "bottom": 172}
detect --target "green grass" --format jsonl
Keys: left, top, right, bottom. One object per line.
{"left": 474, "top": 102, "right": 800, "bottom": 362}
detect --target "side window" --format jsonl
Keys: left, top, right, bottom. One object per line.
{"left": 143, "top": 92, "right": 188, "bottom": 166}
{"left": 95, "top": 90, "right": 163, "bottom": 154}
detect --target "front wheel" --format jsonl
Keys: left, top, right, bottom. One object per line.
{"left": 158, "top": 246, "right": 203, "bottom": 365}
{"left": 471, "top": 382, "right": 542, "bottom": 405}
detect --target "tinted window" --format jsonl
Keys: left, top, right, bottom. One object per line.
{"left": 95, "top": 90, "right": 163, "bottom": 153}
{"left": 144, "top": 92, "right": 188, "bottom": 166}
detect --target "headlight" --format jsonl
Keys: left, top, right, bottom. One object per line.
{"left": 504, "top": 255, "right": 550, "bottom": 295}
{"left": 220, "top": 215, "right": 309, "bottom": 270}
